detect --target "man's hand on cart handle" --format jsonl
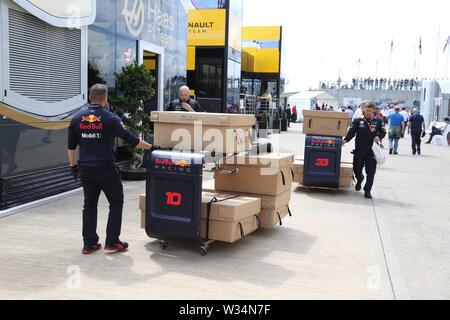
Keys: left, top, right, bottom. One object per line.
{"left": 136, "top": 140, "right": 160, "bottom": 150}
{"left": 374, "top": 136, "right": 381, "bottom": 143}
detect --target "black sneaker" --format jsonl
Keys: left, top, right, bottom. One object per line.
{"left": 393, "top": 151, "right": 398, "bottom": 155}
{"left": 355, "top": 181, "right": 362, "bottom": 192}
{"left": 82, "top": 243, "right": 102, "bottom": 255}
{"left": 389, "top": 149, "right": 393, "bottom": 154}
{"left": 412, "top": 151, "right": 416, "bottom": 155}
{"left": 105, "top": 241, "right": 129, "bottom": 251}
{"left": 364, "top": 191, "right": 372, "bottom": 199}
{"left": 418, "top": 150, "right": 421, "bottom": 155}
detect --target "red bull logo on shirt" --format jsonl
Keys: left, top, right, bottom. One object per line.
{"left": 80, "top": 115, "right": 103, "bottom": 130}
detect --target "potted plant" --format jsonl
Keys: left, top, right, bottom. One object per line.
{"left": 111, "top": 61, "right": 155, "bottom": 180}
{"left": 281, "top": 110, "right": 288, "bottom": 131}
{"left": 272, "top": 111, "right": 281, "bottom": 133}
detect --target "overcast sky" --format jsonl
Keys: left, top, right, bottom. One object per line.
{"left": 242, "top": 0, "right": 450, "bottom": 92}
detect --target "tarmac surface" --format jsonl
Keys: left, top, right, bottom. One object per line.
{"left": 1, "top": 123, "right": 449, "bottom": 300}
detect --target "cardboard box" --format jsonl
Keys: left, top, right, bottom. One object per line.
{"left": 259, "top": 205, "right": 290, "bottom": 227}
{"left": 202, "top": 188, "right": 291, "bottom": 210}
{"left": 201, "top": 192, "right": 261, "bottom": 243}
{"left": 302, "top": 110, "right": 349, "bottom": 137}
{"left": 151, "top": 111, "right": 255, "bottom": 154}
{"left": 215, "top": 154, "right": 295, "bottom": 196}
{"left": 200, "top": 214, "right": 259, "bottom": 243}
{"left": 201, "top": 192, "right": 261, "bottom": 222}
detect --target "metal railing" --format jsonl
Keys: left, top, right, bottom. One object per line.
{"left": 239, "top": 94, "right": 281, "bottom": 117}
{"left": 318, "top": 80, "right": 423, "bottom": 91}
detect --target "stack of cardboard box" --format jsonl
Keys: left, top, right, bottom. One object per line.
{"left": 292, "top": 159, "right": 354, "bottom": 188}
{"left": 211, "top": 153, "right": 295, "bottom": 226}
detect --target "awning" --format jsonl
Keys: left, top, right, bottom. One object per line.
{"left": 12, "top": 0, "right": 96, "bottom": 28}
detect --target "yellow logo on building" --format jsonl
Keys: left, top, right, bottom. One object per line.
{"left": 188, "top": 9, "right": 226, "bottom": 47}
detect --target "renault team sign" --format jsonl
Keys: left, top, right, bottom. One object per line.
{"left": 188, "top": 9, "right": 226, "bottom": 46}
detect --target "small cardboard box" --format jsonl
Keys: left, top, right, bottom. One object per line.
{"left": 151, "top": 111, "right": 255, "bottom": 154}
{"left": 302, "top": 110, "right": 349, "bottom": 137}
{"left": 202, "top": 188, "right": 291, "bottom": 210}
{"left": 201, "top": 192, "right": 261, "bottom": 222}
{"left": 200, "top": 214, "right": 259, "bottom": 243}
{"left": 215, "top": 154, "right": 295, "bottom": 196}
{"left": 201, "top": 192, "right": 261, "bottom": 243}
{"left": 259, "top": 205, "right": 290, "bottom": 227}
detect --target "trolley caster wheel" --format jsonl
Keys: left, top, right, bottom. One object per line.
{"left": 201, "top": 248, "right": 208, "bottom": 256}
{"left": 159, "top": 241, "right": 168, "bottom": 250}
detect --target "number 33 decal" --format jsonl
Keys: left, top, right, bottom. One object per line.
{"left": 315, "top": 158, "right": 329, "bottom": 167}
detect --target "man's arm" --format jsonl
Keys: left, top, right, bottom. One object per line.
{"left": 68, "top": 149, "right": 77, "bottom": 166}
{"left": 342, "top": 119, "right": 359, "bottom": 145}
{"left": 112, "top": 117, "right": 154, "bottom": 150}
{"left": 181, "top": 102, "right": 195, "bottom": 112}
{"left": 408, "top": 121, "right": 411, "bottom": 134}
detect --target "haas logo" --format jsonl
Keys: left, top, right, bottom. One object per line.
{"left": 122, "top": 0, "right": 145, "bottom": 37}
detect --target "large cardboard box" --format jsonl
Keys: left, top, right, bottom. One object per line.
{"left": 302, "top": 110, "right": 349, "bottom": 137}
{"left": 201, "top": 192, "right": 261, "bottom": 243}
{"left": 215, "top": 153, "right": 295, "bottom": 196}
{"left": 202, "top": 188, "right": 291, "bottom": 210}
{"left": 259, "top": 205, "right": 290, "bottom": 227}
{"left": 151, "top": 111, "right": 254, "bottom": 154}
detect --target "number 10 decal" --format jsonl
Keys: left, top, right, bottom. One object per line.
{"left": 166, "top": 192, "right": 182, "bottom": 206}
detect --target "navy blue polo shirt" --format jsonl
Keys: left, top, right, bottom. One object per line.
{"left": 68, "top": 104, "right": 140, "bottom": 168}
{"left": 408, "top": 114, "right": 425, "bottom": 133}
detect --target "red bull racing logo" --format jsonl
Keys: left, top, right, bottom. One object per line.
{"left": 80, "top": 115, "right": 102, "bottom": 130}
{"left": 311, "top": 139, "right": 335, "bottom": 145}
{"left": 155, "top": 159, "right": 191, "bottom": 168}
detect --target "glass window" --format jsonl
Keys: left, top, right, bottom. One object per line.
{"left": 88, "top": 29, "right": 115, "bottom": 89}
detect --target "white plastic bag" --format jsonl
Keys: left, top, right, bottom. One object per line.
{"left": 372, "top": 142, "right": 386, "bottom": 168}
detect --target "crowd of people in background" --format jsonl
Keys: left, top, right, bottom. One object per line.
{"left": 320, "top": 78, "right": 424, "bottom": 91}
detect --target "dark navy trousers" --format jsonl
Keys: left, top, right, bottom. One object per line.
{"left": 79, "top": 166, "right": 124, "bottom": 246}
{"left": 353, "top": 149, "right": 377, "bottom": 192}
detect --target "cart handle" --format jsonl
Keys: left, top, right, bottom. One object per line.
{"left": 238, "top": 222, "right": 245, "bottom": 239}
{"left": 280, "top": 170, "right": 286, "bottom": 185}
{"left": 290, "top": 167, "right": 295, "bottom": 180}
{"left": 288, "top": 206, "right": 292, "bottom": 217}
{"left": 277, "top": 212, "right": 282, "bottom": 226}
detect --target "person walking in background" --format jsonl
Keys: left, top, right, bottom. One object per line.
{"left": 352, "top": 100, "right": 369, "bottom": 121}
{"left": 286, "top": 104, "right": 292, "bottom": 128}
{"left": 387, "top": 107, "right": 405, "bottom": 155}
{"left": 291, "top": 105, "right": 297, "bottom": 123}
{"left": 408, "top": 108, "right": 426, "bottom": 155}
{"left": 400, "top": 107, "right": 409, "bottom": 124}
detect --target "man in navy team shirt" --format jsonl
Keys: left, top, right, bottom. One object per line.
{"left": 408, "top": 108, "right": 426, "bottom": 155}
